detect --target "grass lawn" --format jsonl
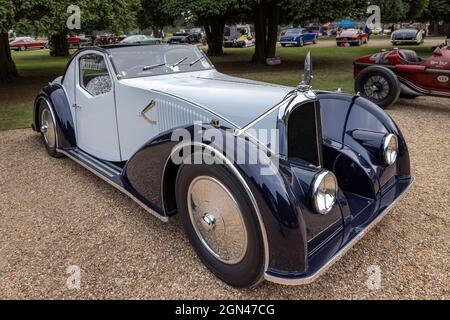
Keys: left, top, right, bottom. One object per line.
{"left": 0, "top": 44, "right": 435, "bottom": 130}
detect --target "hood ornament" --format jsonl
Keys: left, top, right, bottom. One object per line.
{"left": 297, "top": 52, "right": 313, "bottom": 92}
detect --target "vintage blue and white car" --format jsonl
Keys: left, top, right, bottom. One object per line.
{"left": 33, "top": 44, "right": 413, "bottom": 288}
{"left": 279, "top": 28, "right": 318, "bottom": 47}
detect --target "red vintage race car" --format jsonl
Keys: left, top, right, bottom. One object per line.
{"left": 336, "top": 29, "right": 369, "bottom": 46}
{"left": 9, "top": 37, "right": 48, "bottom": 51}
{"left": 354, "top": 41, "right": 450, "bottom": 108}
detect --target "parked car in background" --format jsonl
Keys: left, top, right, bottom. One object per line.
{"left": 279, "top": 28, "right": 317, "bottom": 47}
{"left": 354, "top": 42, "right": 450, "bottom": 108}
{"left": 168, "top": 33, "right": 197, "bottom": 44}
{"left": 94, "top": 35, "right": 127, "bottom": 46}
{"left": 67, "top": 35, "right": 92, "bottom": 49}
{"left": 336, "top": 29, "right": 368, "bottom": 46}
{"left": 32, "top": 45, "right": 413, "bottom": 288}
{"left": 372, "top": 27, "right": 391, "bottom": 35}
{"left": 223, "top": 24, "right": 254, "bottom": 48}
{"left": 120, "top": 35, "right": 163, "bottom": 45}
{"left": 391, "top": 29, "right": 424, "bottom": 45}
{"left": 190, "top": 28, "right": 206, "bottom": 44}
{"left": 308, "top": 25, "right": 326, "bottom": 37}
{"left": 9, "top": 37, "right": 48, "bottom": 51}
{"left": 8, "top": 30, "right": 16, "bottom": 42}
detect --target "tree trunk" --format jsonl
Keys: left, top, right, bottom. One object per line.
{"left": 204, "top": 17, "right": 225, "bottom": 56}
{"left": 50, "top": 34, "right": 69, "bottom": 57}
{"left": 266, "top": 0, "right": 280, "bottom": 59}
{"left": 252, "top": 0, "right": 268, "bottom": 64}
{"left": 252, "top": 0, "right": 280, "bottom": 64}
{"left": 0, "top": 32, "right": 19, "bottom": 83}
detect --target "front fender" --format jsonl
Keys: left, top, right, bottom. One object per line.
{"left": 123, "top": 124, "right": 312, "bottom": 275}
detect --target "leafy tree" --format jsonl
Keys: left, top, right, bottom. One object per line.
{"left": 15, "top": 0, "right": 141, "bottom": 56}
{"left": 139, "top": 0, "right": 175, "bottom": 38}
{"left": 423, "top": 0, "right": 450, "bottom": 36}
{"left": 0, "top": 0, "right": 18, "bottom": 82}
{"left": 164, "top": 0, "right": 249, "bottom": 56}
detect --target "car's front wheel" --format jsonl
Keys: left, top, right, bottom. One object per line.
{"left": 19, "top": 45, "right": 26, "bottom": 51}
{"left": 355, "top": 66, "right": 400, "bottom": 108}
{"left": 175, "top": 163, "right": 265, "bottom": 288}
{"left": 38, "top": 99, "right": 63, "bottom": 158}
{"left": 298, "top": 38, "right": 304, "bottom": 47}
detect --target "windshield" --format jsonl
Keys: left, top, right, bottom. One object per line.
{"left": 341, "top": 30, "right": 358, "bottom": 36}
{"left": 109, "top": 45, "right": 213, "bottom": 79}
{"left": 285, "top": 29, "right": 302, "bottom": 35}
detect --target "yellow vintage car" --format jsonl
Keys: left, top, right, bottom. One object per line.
{"left": 223, "top": 24, "right": 255, "bottom": 48}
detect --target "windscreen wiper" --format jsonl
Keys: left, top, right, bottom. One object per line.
{"left": 189, "top": 56, "right": 205, "bottom": 66}
{"left": 142, "top": 63, "right": 166, "bottom": 71}
{"left": 171, "top": 57, "right": 188, "bottom": 67}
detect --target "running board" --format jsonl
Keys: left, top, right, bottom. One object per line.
{"left": 58, "top": 148, "right": 169, "bottom": 222}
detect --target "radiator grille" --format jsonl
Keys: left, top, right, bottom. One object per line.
{"left": 287, "top": 101, "right": 323, "bottom": 166}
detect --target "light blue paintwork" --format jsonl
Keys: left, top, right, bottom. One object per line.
{"left": 120, "top": 69, "right": 293, "bottom": 128}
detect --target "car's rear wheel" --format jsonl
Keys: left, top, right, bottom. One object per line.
{"left": 355, "top": 66, "right": 400, "bottom": 109}
{"left": 298, "top": 39, "right": 304, "bottom": 47}
{"left": 175, "top": 163, "right": 265, "bottom": 288}
{"left": 281, "top": 43, "right": 286, "bottom": 47}
{"left": 38, "top": 99, "right": 63, "bottom": 158}
{"left": 313, "top": 37, "right": 317, "bottom": 44}
{"left": 19, "top": 45, "right": 26, "bottom": 51}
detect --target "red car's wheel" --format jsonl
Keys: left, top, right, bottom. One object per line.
{"left": 355, "top": 66, "right": 400, "bottom": 109}
{"left": 19, "top": 45, "right": 27, "bottom": 51}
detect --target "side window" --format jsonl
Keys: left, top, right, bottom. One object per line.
{"left": 79, "top": 53, "right": 112, "bottom": 96}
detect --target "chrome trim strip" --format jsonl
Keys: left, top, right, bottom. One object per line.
{"left": 424, "top": 69, "right": 450, "bottom": 75}
{"left": 161, "top": 142, "right": 269, "bottom": 284}
{"left": 59, "top": 149, "right": 169, "bottom": 223}
{"left": 73, "top": 149, "right": 121, "bottom": 175}
{"left": 74, "top": 152, "right": 116, "bottom": 178}
{"left": 265, "top": 177, "right": 415, "bottom": 285}
{"left": 235, "top": 94, "right": 296, "bottom": 136}
{"left": 140, "top": 100, "right": 157, "bottom": 125}
{"left": 398, "top": 77, "right": 450, "bottom": 97}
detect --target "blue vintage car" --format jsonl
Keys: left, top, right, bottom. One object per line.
{"left": 32, "top": 44, "right": 413, "bottom": 288}
{"left": 279, "top": 28, "right": 318, "bottom": 47}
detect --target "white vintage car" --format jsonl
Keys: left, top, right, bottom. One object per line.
{"left": 33, "top": 44, "right": 413, "bottom": 288}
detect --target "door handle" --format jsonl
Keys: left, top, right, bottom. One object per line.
{"left": 72, "top": 104, "right": 82, "bottom": 109}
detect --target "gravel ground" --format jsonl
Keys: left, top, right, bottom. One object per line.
{"left": 0, "top": 96, "right": 449, "bottom": 300}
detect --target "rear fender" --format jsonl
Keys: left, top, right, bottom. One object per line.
{"left": 34, "top": 83, "right": 76, "bottom": 149}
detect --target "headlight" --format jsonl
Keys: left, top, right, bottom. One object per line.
{"left": 382, "top": 134, "right": 398, "bottom": 165}
{"left": 311, "top": 171, "right": 338, "bottom": 215}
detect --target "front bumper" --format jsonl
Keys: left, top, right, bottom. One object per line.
{"left": 265, "top": 176, "right": 414, "bottom": 285}
{"left": 337, "top": 39, "right": 359, "bottom": 44}
{"left": 392, "top": 39, "right": 419, "bottom": 44}
{"left": 279, "top": 41, "right": 299, "bottom": 45}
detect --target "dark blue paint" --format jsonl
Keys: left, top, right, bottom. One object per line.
{"left": 34, "top": 83, "right": 76, "bottom": 148}
{"left": 35, "top": 78, "right": 413, "bottom": 279}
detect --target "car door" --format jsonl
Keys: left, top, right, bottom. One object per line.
{"left": 75, "top": 51, "right": 121, "bottom": 161}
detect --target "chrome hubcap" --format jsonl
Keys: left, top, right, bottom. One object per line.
{"left": 364, "top": 75, "right": 390, "bottom": 101}
{"left": 187, "top": 176, "right": 247, "bottom": 264}
{"left": 40, "top": 108, "right": 56, "bottom": 148}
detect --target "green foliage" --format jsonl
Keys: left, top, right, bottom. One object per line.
{"left": 0, "top": 0, "right": 15, "bottom": 32}
{"left": 139, "top": 0, "right": 174, "bottom": 30}
{"left": 163, "top": 0, "right": 250, "bottom": 24}
{"left": 14, "top": 0, "right": 141, "bottom": 35}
